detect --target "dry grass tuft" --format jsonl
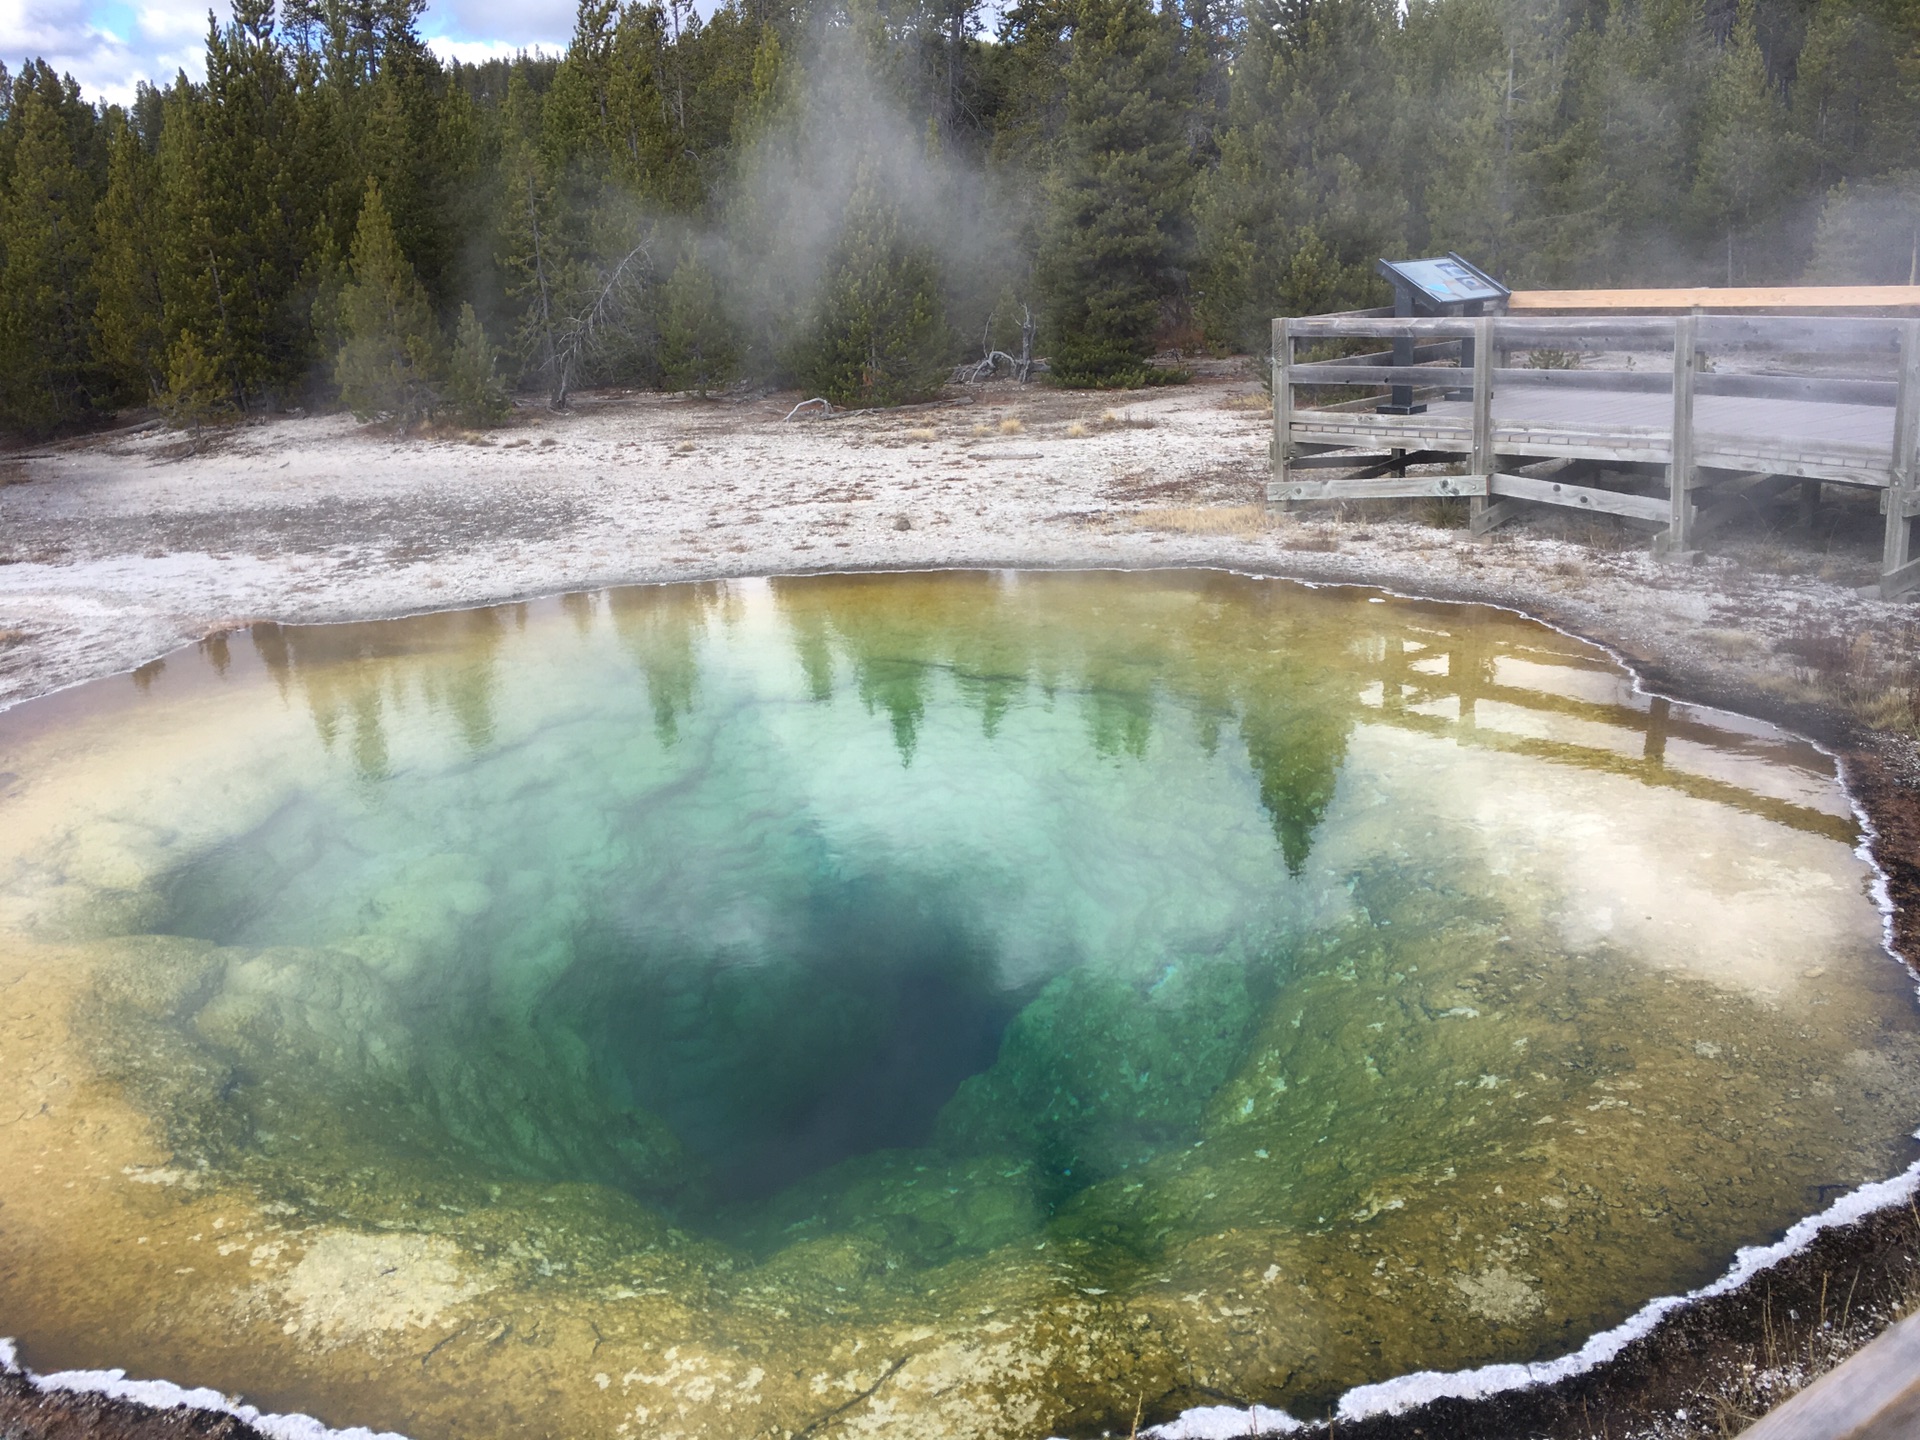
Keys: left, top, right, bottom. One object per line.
{"left": 674, "top": 440, "right": 696, "bottom": 452}
{"left": 1698, "top": 627, "right": 1763, "bottom": 660}
{"left": 1774, "top": 618, "right": 1920, "bottom": 733}
{"left": 1065, "top": 421, "right": 1090, "bottom": 438}
{"left": 1132, "top": 504, "right": 1278, "bottom": 539}
{"left": 904, "top": 427, "right": 938, "bottom": 443}
{"left": 1100, "top": 409, "right": 1158, "bottom": 430}
{"left": 1221, "top": 392, "right": 1272, "bottom": 412}
{"left": 1548, "top": 557, "right": 1587, "bottom": 579}
{"left": 0, "top": 628, "right": 27, "bottom": 651}
{"left": 1132, "top": 502, "right": 1345, "bottom": 550}
{"left": 997, "top": 417, "right": 1026, "bottom": 435}
{"left": 1419, "top": 497, "right": 1470, "bottom": 529}
{"left": 971, "top": 423, "right": 991, "bottom": 438}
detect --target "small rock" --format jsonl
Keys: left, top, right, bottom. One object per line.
{"left": 893, "top": 515, "right": 912, "bottom": 531}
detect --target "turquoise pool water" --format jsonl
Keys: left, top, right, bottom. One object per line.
{"left": 0, "top": 569, "right": 1911, "bottom": 1439}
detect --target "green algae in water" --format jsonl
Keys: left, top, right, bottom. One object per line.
{"left": 0, "top": 569, "right": 1916, "bottom": 1440}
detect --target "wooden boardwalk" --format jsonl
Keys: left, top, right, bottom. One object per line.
{"left": 1269, "top": 306, "right": 1920, "bottom": 597}
{"left": 1295, "top": 388, "right": 1898, "bottom": 483}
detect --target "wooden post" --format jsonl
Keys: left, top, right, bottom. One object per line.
{"left": 1467, "top": 314, "right": 1496, "bottom": 531}
{"left": 1797, "top": 479, "right": 1823, "bottom": 533}
{"left": 1661, "top": 310, "right": 1698, "bottom": 555}
{"left": 1271, "top": 316, "right": 1292, "bottom": 505}
{"left": 1881, "top": 317, "right": 1920, "bottom": 599}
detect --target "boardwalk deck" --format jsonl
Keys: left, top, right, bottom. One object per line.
{"left": 1291, "top": 387, "right": 1897, "bottom": 482}
{"left": 1269, "top": 305, "right": 1920, "bottom": 597}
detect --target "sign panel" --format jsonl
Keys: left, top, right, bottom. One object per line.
{"left": 1377, "top": 254, "right": 1509, "bottom": 310}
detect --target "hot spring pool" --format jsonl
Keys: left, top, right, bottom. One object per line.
{"left": 0, "top": 569, "right": 1913, "bottom": 1438}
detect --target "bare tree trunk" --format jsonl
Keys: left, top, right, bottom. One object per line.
{"left": 525, "top": 173, "right": 566, "bottom": 410}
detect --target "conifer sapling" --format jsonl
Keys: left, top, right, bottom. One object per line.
{"left": 334, "top": 179, "right": 442, "bottom": 424}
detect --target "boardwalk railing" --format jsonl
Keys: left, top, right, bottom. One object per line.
{"left": 1270, "top": 310, "right": 1920, "bottom": 599}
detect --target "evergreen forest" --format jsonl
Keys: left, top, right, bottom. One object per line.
{"left": 1, "top": 0, "right": 1917, "bottom": 434}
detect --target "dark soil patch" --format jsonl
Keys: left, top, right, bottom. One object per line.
{"left": 1319, "top": 1200, "right": 1920, "bottom": 1439}
{"left": 0, "top": 1371, "right": 269, "bottom": 1439}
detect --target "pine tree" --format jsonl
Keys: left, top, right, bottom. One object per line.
{"left": 545, "top": 0, "right": 687, "bottom": 207}
{"left": 196, "top": 0, "right": 312, "bottom": 402}
{"left": 358, "top": 53, "right": 465, "bottom": 311}
{"left": 156, "top": 328, "right": 235, "bottom": 444}
{"left": 658, "top": 253, "right": 740, "bottom": 396}
{"left": 499, "top": 73, "right": 592, "bottom": 408}
{"left": 0, "top": 63, "right": 103, "bottom": 432}
{"left": 1792, "top": 0, "right": 1917, "bottom": 188}
{"left": 788, "top": 171, "right": 951, "bottom": 407}
{"left": 1694, "top": 4, "right": 1803, "bottom": 284}
{"left": 446, "top": 301, "right": 510, "bottom": 424}
{"left": 1193, "top": 0, "right": 1403, "bottom": 351}
{"left": 733, "top": 24, "right": 786, "bottom": 143}
{"left": 1807, "top": 175, "right": 1920, "bottom": 283}
{"left": 92, "top": 111, "right": 168, "bottom": 400}
{"left": 334, "top": 180, "right": 442, "bottom": 423}
{"left": 1036, "top": 0, "right": 1191, "bottom": 385}
{"left": 154, "top": 77, "right": 234, "bottom": 406}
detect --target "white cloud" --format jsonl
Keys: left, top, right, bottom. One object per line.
{"left": 0, "top": 0, "right": 570, "bottom": 105}
{"left": 425, "top": 34, "right": 560, "bottom": 67}
{"left": 422, "top": 0, "right": 571, "bottom": 49}
{"left": 0, "top": 0, "right": 219, "bottom": 103}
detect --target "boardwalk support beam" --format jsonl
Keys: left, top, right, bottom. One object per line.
{"left": 1883, "top": 319, "right": 1920, "bottom": 599}
{"left": 1271, "top": 317, "right": 1292, "bottom": 506}
{"left": 1467, "top": 316, "right": 1497, "bottom": 533}
{"left": 1657, "top": 311, "right": 1698, "bottom": 557}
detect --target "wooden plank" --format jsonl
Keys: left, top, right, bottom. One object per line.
{"left": 1696, "top": 373, "right": 1898, "bottom": 406}
{"left": 1884, "top": 318, "right": 1920, "bottom": 582}
{"left": 1494, "top": 368, "right": 1671, "bottom": 394}
{"left": 1696, "top": 450, "right": 1892, "bottom": 486}
{"left": 1292, "top": 417, "right": 1473, "bottom": 447}
{"left": 1699, "top": 315, "right": 1905, "bottom": 354}
{"left": 1493, "top": 428, "right": 1670, "bottom": 464}
{"left": 1883, "top": 554, "right": 1920, "bottom": 600}
{"left": 1289, "top": 316, "right": 1479, "bottom": 339}
{"left": 1742, "top": 1307, "right": 1920, "bottom": 1440}
{"left": 1284, "top": 449, "right": 1460, "bottom": 470}
{"left": 1667, "top": 311, "right": 1699, "bottom": 550}
{"left": 1510, "top": 286, "right": 1920, "bottom": 312}
{"left": 1269, "top": 474, "right": 1487, "bottom": 502}
{"left": 1492, "top": 317, "right": 1678, "bottom": 347}
{"left": 1290, "top": 363, "right": 1464, "bottom": 385}
{"left": 1468, "top": 315, "right": 1496, "bottom": 532}
{"left": 1470, "top": 495, "right": 1530, "bottom": 534}
{"left": 1273, "top": 316, "right": 1291, "bottom": 493}
{"left": 1489, "top": 471, "right": 1671, "bottom": 522}
{"left": 1311, "top": 342, "right": 1461, "bottom": 367}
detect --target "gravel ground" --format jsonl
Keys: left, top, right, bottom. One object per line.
{"left": 3, "top": 360, "right": 1919, "bottom": 1440}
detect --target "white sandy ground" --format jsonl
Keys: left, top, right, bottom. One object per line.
{"left": 0, "top": 359, "right": 1914, "bottom": 717}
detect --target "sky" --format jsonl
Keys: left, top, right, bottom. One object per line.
{"left": 1, "top": 0, "right": 574, "bottom": 105}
